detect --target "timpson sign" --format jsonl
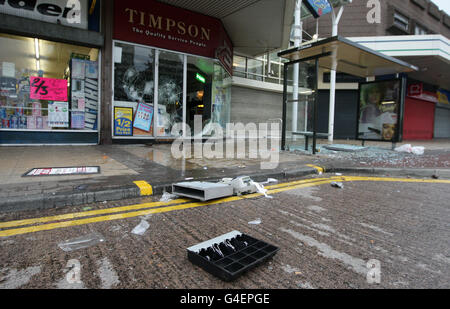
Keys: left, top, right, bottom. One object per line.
{"left": 114, "top": 0, "right": 233, "bottom": 75}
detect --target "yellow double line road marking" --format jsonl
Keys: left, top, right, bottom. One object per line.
{"left": 0, "top": 177, "right": 337, "bottom": 237}
{"left": 306, "top": 164, "right": 325, "bottom": 174}
{"left": 0, "top": 176, "right": 337, "bottom": 230}
{"left": 0, "top": 176, "right": 449, "bottom": 237}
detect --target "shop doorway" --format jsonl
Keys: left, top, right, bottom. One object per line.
{"left": 186, "top": 57, "right": 214, "bottom": 134}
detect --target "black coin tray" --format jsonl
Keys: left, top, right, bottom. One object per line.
{"left": 187, "top": 230, "right": 279, "bottom": 281}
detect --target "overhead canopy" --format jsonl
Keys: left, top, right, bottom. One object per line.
{"left": 278, "top": 36, "right": 418, "bottom": 77}
{"left": 155, "top": 1, "right": 353, "bottom": 57}
{"left": 397, "top": 55, "right": 450, "bottom": 89}
{"left": 349, "top": 35, "right": 450, "bottom": 89}
{"left": 157, "top": 0, "right": 295, "bottom": 56}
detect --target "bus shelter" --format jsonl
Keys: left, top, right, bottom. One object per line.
{"left": 277, "top": 36, "right": 417, "bottom": 154}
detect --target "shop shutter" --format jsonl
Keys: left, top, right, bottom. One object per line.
{"left": 434, "top": 107, "right": 450, "bottom": 138}
{"left": 403, "top": 97, "right": 435, "bottom": 140}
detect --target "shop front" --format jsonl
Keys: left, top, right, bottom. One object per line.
{"left": 0, "top": 0, "right": 103, "bottom": 145}
{"left": 404, "top": 82, "right": 438, "bottom": 140}
{"left": 112, "top": 0, "right": 233, "bottom": 141}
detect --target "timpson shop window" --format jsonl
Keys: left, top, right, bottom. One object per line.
{"left": 0, "top": 34, "right": 101, "bottom": 144}
{"left": 112, "top": 0, "right": 233, "bottom": 140}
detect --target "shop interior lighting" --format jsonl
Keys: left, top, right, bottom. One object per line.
{"left": 34, "top": 38, "right": 40, "bottom": 72}
{"left": 196, "top": 73, "right": 206, "bottom": 84}
{"left": 34, "top": 38, "right": 40, "bottom": 60}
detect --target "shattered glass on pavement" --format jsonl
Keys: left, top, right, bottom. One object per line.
{"left": 291, "top": 144, "right": 450, "bottom": 169}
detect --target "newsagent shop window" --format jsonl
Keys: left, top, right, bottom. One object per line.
{"left": 0, "top": 33, "right": 100, "bottom": 132}
{"left": 112, "top": 41, "right": 231, "bottom": 139}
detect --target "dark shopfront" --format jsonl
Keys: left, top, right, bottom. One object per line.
{"left": 0, "top": 0, "right": 103, "bottom": 145}
{"left": 110, "top": 0, "right": 233, "bottom": 142}
{"left": 314, "top": 75, "right": 447, "bottom": 141}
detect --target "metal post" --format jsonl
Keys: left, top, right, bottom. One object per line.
{"left": 292, "top": 0, "right": 302, "bottom": 138}
{"left": 328, "top": 6, "right": 344, "bottom": 143}
{"left": 183, "top": 54, "right": 187, "bottom": 138}
{"left": 154, "top": 50, "right": 159, "bottom": 137}
{"left": 282, "top": 63, "right": 288, "bottom": 151}
{"left": 312, "top": 58, "right": 319, "bottom": 155}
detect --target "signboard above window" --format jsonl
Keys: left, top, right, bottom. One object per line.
{"left": 113, "top": 0, "right": 234, "bottom": 76}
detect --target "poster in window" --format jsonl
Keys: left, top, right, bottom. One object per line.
{"left": 71, "top": 59, "right": 86, "bottom": 80}
{"left": 85, "top": 61, "right": 98, "bottom": 79}
{"left": 71, "top": 111, "right": 85, "bottom": 129}
{"left": 357, "top": 79, "right": 402, "bottom": 142}
{"left": 30, "top": 76, "right": 68, "bottom": 102}
{"left": 48, "top": 101, "right": 69, "bottom": 128}
{"left": 114, "top": 107, "right": 133, "bottom": 136}
{"left": 133, "top": 103, "right": 154, "bottom": 132}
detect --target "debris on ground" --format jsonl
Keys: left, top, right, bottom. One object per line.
{"left": 335, "top": 173, "right": 343, "bottom": 176}
{"left": 252, "top": 181, "right": 273, "bottom": 199}
{"left": 82, "top": 207, "right": 92, "bottom": 211}
{"left": 160, "top": 192, "right": 178, "bottom": 202}
{"left": 131, "top": 220, "right": 150, "bottom": 236}
{"left": 173, "top": 181, "right": 234, "bottom": 201}
{"left": 324, "top": 144, "right": 368, "bottom": 152}
{"left": 394, "top": 144, "right": 425, "bottom": 155}
{"left": 187, "top": 231, "right": 279, "bottom": 281}
{"left": 221, "top": 176, "right": 258, "bottom": 196}
{"left": 172, "top": 176, "right": 274, "bottom": 201}
{"left": 331, "top": 182, "right": 344, "bottom": 189}
{"left": 248, "top": 218, "right": 262, "bottom": 225}
{"left": 261, "top": 178, "right": 278, "bottom": 184}
{"left": 58, "top": 232, "right": 105, "bottom": 252}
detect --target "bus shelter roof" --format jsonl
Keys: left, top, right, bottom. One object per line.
{"left": 278, "top": 36, "right": 418, "bottom": 77}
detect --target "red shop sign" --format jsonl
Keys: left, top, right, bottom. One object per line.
{"left": 408, "top": 83, "right": 423, "bottom": 97}
{"left": 30, "top": 76, "right": 68, "bottom": 102}
{"left": 113, "top": 0, "right": 233, "bottom": 76}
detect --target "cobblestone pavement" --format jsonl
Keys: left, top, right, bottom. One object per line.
{"left": 0, "top": 175, "right": 449, "bottom": 289}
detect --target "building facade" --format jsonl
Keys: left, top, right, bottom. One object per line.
{"left": 1, "top": 0, "right": 448, "bottom": 145}
{"left": 0, "top": 0, "right": 103, "bottom": 145}
{"left": 301, "top": 0, "right": 450, "bottom": 140}
{"left": 0, "top": 0, "right": 295, "bottom": 145}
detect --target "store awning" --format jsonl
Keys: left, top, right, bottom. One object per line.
{"left": 157, "top": 0, "right": 295, "bottom": 56}
{"left": 349, "top": 35, "right": 450, "bottom": 89}
{"left": 278, "top": 36, "right": 418, "bottom": 77}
